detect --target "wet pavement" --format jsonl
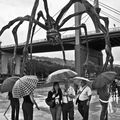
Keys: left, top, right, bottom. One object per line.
{"left": 0, "top": 89, "right": 120, "bottom": 120}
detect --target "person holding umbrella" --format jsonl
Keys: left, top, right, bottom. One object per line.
{"left": 75, "top": 77, "right": 92, "bottom": 120}
{"left": 22, "top": 92, "right": 40, "bottom": 120}
{"left": 46, "top": 82, "right": 62, "bottom": 120}
{"left": 8, "top": 91, "right": 20, "bottom": 120}
{"left": 45, "top": 69, "right": 77, "bottom": 120}
{"left": 0, "top": 76, "right": 20, "bottom": 120}
{"left": 92, "top": 71, "right": 117, "bottom": 120}
{"left": 97, "top": 84, "right": 110, "bottom": 120}
{"left": 12, "top": 75, "right": 40, "bottom": 120}
{"left": 62, "top": 80, "right": 75, "bottom": 120}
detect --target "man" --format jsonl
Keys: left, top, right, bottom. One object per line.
{"left": 62, "top": 81, "right": 75, "bottom": 120}
{"left": 76, "top": 79, "right": 92, "bottom": 120}
{"left": 8, "top": 92, "right": 20, "bottom": 120}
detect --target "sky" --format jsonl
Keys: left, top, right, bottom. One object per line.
{"left": 0, "top": 0, "right": 120, "bottom": 64}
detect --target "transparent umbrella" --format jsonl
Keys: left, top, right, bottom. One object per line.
{"left": 46, "top": 69, "right": 78, "bottom": 83}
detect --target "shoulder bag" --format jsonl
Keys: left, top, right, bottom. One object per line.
{"left": 76, "top": 86, "right": 87, "bottom": 104}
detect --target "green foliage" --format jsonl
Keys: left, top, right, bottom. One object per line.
{"left": 25, "top": 57, "right": 74, "bottom": 78}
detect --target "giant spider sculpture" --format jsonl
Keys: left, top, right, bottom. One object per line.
{"left": 0, "top": 0, "right": 113, "bottom": 76}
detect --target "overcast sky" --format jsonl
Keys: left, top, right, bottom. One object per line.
{"left": 0, "top": 0, "right": 120, "bottom": 63}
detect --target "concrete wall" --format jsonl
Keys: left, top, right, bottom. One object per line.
{"left": 0, "top": 46, "right": 103, "bottom": 76}
{"left": 0, "top": 52, "right": 21, "bottom": 75}
{"left": 80, "top": 45, "right": 103, "bottom": 66}
{"left": 79, "top": 45, "right": 103, "bottom": 75}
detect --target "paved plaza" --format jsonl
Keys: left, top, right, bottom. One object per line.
{"left": 0, "top": 88, "right": 120, "bottom": 120}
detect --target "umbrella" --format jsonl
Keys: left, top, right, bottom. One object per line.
{"left": 12, "top": 75, "right": 38, "bottom": 98}
{"left": 72, "top": 76, "right": 91, "bottom": 85}
{"left": 92, "top": 71, "right": 117, "bottom": 89}
{"left": 0, "top": 76, "right": 20, "bottom": 93}
{"left": 46, "top": 69, "right": 77, "bottom": 83}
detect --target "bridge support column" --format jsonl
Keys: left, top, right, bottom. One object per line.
{"left": 94, "top": 0, "right": 101, "bottom": 32}
{"left": 74, "top": 2, "right": 85, "bottom": 76}
{"left": 75, "top": 44, "right": 82, "bottom": 76}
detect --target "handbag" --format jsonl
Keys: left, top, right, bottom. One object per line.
{"left": 45, "top": 97, "right": 55, "bottom": 108}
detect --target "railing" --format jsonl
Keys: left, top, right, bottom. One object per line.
{"left": 109, "top": 27, "right": 120, "bottom": 32}
{"left": 62, "top": 27, "right": 120, "bottom": 38}
{"left": 1, "top": 27, "right": 120, "bottom": 48}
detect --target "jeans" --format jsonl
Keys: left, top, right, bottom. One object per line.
{"left": 50, "top": 104, "right": 61, "bottom": 120}
{"left": 62, "top": 101, "right": 74, "bottom": 120}
{"left": 78, "top": 100, "right": 89, "bottom": 120}
{"left": 100, "top": 101, "right": 108, "bottom": 120}
{"left": 22, "top": 102, "right": 33, "bottom": 120}
{"left": 10, "top": 100, "right": 19, "bottom": 120}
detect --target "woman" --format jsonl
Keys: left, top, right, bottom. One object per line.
{"left": 22, "top": 93, "right": 40, "bottom": 120}
{"left": 47, "top": 82, "right": 62, "bottom": 120}
{"left": 97, "top": 84, "right": 110, "bottom": 120}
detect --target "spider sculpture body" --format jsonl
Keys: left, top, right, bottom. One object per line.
{"left": 0, "top": 0, "right": 113, "bottom": 75}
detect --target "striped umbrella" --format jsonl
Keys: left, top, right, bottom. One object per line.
{"left": 0, "top": 76, "right": 20, "bottom": 93}
{"left": 72, "top": 76, "right": 91, "bottom": 85}
{"left": 12, "top": 75, "right": 38, "bottom": 98}
{"left": 46, "top": 69, "right": 77, "bottom": 83}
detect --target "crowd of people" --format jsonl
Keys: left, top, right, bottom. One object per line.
{"left": 8, "top": 78, "right": 120, "bottom": 120}
{"left": 46, "top": 79, "right": 120, "bottom": 120}
{"left": 46, "top": 79, "right": 92, "bottom": 120}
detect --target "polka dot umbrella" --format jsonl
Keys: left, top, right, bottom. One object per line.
{"left": 12, "top": 75, "right": 38, "bottom": 98}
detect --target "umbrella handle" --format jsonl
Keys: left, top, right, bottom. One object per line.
{"left": 4, "top": 104, "right": 10, "bottom": 116}
{"left": 4, "top": 115, "right": 9, "bottom": 120}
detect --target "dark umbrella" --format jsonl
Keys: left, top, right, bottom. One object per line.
{"left": 0, "top": 76, "right": 20, "bottom": 93}
{"left": 92, "top": 71, "right": 117, "bottom": 89}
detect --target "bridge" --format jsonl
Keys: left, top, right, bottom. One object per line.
{"left": 0, "top": 0, "right": 120, "bottom": 77}
{"left": 1, "top": 28, "right": 120, "bottom": 54}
